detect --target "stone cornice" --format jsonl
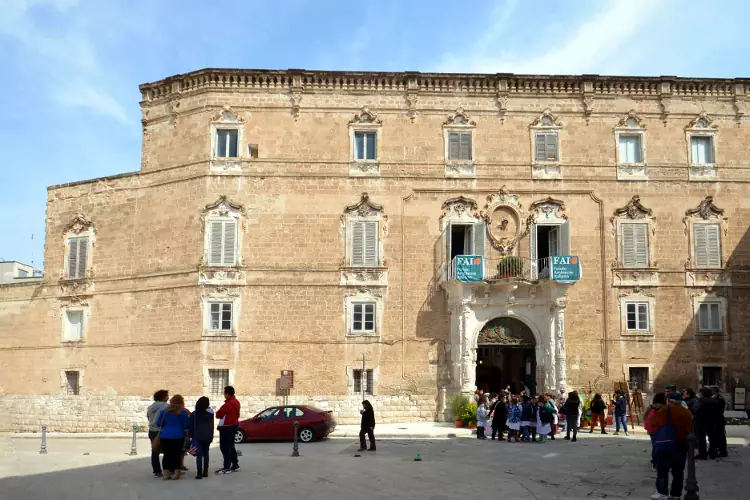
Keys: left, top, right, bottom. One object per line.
{"left": 139, "top": 68, "right": 750, "bottom": 106}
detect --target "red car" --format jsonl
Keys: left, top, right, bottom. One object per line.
{"left": 235, "top": 405, "right": 336, "bottom": 444}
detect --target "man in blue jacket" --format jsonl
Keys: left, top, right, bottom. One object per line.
{"left": 613, "top": 391, "right": 629, "bottom": 436}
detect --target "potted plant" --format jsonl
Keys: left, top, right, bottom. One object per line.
{"left": 451, "top": 394, "right": 469, "bottom": 427}
{"left": 461, "top": 401, "right": 478, "bottom": 429}
{"left": 498, "top": 256, "right": 524, "bottom": 278}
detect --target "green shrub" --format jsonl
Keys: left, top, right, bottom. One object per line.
{"left": 461, "top": 402, "right": 478, "bottom": 424}
{"left": 498, "top": 256, "right": 524, "bottom": 277}
{"left": 450, "top": 394, "right": 469, "bottom": 420}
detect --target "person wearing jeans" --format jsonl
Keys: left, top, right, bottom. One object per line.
{"left": 614, "top": 391, "right": 629, "bottom": 436}
{"left": 188, "top": 396, "right": 215, "bottom": 479}
{"left": 215, "top": 385, "right": 241, "bottom": 474}
{"left": 146, "top": 389, "right": 169, "bottom": 477}
{"left": 650, "top": 393, "right": 693, "bottom": 499}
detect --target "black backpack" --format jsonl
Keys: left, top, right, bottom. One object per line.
{"left": 540, "top": 405, "right": 554, "bottom": 424}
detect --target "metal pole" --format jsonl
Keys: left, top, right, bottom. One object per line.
{"left": 128, "top": 425, "right": 138, "bottom": 456}
{"left": 39, "top": 425, "right": 47, "bottom": 454}
{"left": 684, "top": 433, "right": 700, "bottom": 500}
{"left": 291, "top": 421, "right": 300, "bottom": 457}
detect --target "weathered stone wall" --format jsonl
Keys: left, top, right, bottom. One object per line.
{"left": 0, "top": 394, "right": 437, "bottom": 432}
{"left": 2, "top": 70, "right": 750, "bottom": 432}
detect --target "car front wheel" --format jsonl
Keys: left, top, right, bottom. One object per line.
{"left": 235, "top": 428, "right": 246, "bottom": 444}
{"left": 298, "top": 427, "right": 314, "bottom": 443}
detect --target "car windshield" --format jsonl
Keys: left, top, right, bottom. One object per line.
{"left": 256, "top": 408, "right": 280, "bottom": 419}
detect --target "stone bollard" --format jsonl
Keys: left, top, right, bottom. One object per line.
{"left": 684, "top": 433, "right": 700, "bottom": 500}
{"left": 129, "top": 425, "right": 138, "bottom": 456}
{"left": 291, "top": 421, "right": 300, "bottom": 457}
{"left": 39, "top": 425, "right": 47, "bottom": 454}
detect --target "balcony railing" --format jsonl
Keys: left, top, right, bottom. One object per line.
{"left": 448, "top": 256, "right": 556, "bottom": 282}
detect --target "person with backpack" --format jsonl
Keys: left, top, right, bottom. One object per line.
{"left": 649, "top": 392, "right": 694, "bottom": 500}
{"left": 188, "top": 396, "right": 215, "bottom": 479}
{"left": 589, "top": 393, "right": 607, "bottom": 434}
{"left": 536, "top": 395, "right": 555, "bottom": 443}
{"left": 520, "top": 395, "right": 534, "bottom": 442}
{"left": 215, "top": 385, "right": 241, "bottom": 474}
{"left": 489, "top": 393, "right": 508, "bottom": 440}
{"left": 644, "top": 393, "right": 667, "bottom": 467}
{"left": 562, "top": 391, "right": 582, "bottom": 441}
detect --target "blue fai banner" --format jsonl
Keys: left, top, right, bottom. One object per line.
{"left": 454, "top": 255, "right": 484, "bottom": 282}
{"left": 551, "top": 256, "right": 581, "bottom": 282}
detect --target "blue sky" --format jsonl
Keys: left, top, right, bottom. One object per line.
{"left": 1, "top": 0, "right": 748, "bottom": 268}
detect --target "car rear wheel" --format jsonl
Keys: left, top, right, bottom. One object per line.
{"left": 234, "top": 428, "right": 246, "bottom": 444}
{"left": 298, "top": 427, "right": 314, "bottom": 443}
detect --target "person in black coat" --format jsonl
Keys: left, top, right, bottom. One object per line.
{"left": 693, "top": 388, "right": 720, "bottom": 459}
{"left": 358, "top": 400, "right": 376, "bottom": 451}
{"left": 562, "top": 392, "right": 582, "bottom": 441}
{"left": 188, "top": 396, "right": 215, "bottom": 479}
{"left": 490, "top": 395, "right": 508, "bottom": 440}
{"left": 711, "top": 387, "right": 728, "bottom": 457}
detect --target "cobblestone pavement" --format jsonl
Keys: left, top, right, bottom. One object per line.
{"left": 1, "top": 433, "right": 747, "bottom": 500}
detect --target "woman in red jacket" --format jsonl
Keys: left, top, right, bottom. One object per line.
{"left": 215, "top": 385, "right": 241, "bottom": 474}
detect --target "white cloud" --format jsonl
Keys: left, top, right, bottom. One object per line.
{"left": 0, "top": 0, "right": 129, "bottom": 124}
{"left": 435, "top": 0, "right": 665, "bottom": 75}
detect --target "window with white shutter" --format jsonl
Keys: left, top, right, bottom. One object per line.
{"left": 352, "top": 303, "right": 376, "bottom": 333}
{"left": 693, "top": 223, "right": 721, "bottom": 268}
{"left": 350, "top": 221, "right": 378, "bottom": 267}
{"left": 448, "top": 132, "right": 472, "bottom": 161}
{"left": 64, "top": 310, "right": 84, "bottom": 341}
{"left": 534, "top": 133, "right": 558, "bottom": 162}
{"left": 67, "top": 237, "right": 89, "bottom": 279}
{"left": 207, "top": 220, "right": 237, "bottom": 266}
{"left": 620, "top": 223, "right": 649, "bottom": 268}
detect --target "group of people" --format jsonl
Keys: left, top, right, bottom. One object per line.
{"left": 146, "top": 386, "right": 241, "bottom": 480}
{"left": 643, "top": 385, "right": 728, "bottom": 499}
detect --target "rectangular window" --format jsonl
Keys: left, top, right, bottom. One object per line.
{"left": 702, "top": 366, "right": 722, "bottom": 387}
{"left": 448, "top": 132, "right": 472, "bottom": 161}
{"left": 350, "top": 221, "right": 378, "bottom": 267}
{"left": 620, "top": 223, "right": 649, "bottom": 268}
{"left": 352, "top": 303, "right": 376, "bottom": 333}
{"left": 209, "top": 303, "right": 233, "bottom": 332}
{"left": 208, "top": 220, "right": 237, "bottom": 266}
{"left": 208, "top": 369, "right": 229, "bottom": 395}
{"left": 628, "top": 367, "right": 649, "bottom": 391}
{"left": 534, "top": 133, "right": 558, "bottom": 162}
{"left": 698, "top": 303, "right": 722, "bottom": 332}
{"left": 18, "top": 269, "right": 29, "bottom": 278}
{"left": 216, "top": 129, "right": 239, "bottom": 158}
{"left": 354, "top": 131, "right": 377, "bottom": 160}
{"left": 353, "top": 369, "right": 374, "bottom": 394}
{"left": 65, "top": 371, "right": 80, "bottom": 395}
{"left": 64, "top": 310, "right": 84, "bottom": 341}
{"left": 619, "top": 135, "right": 642, "bottom": 163}
{"left": 693, "top": 223, "right": 721, "bottom": 268}
{"left": 67, "top": 237, "right": 89, "bottom": 279}
{"left": 691, "top": 136, "right": 714, "bottom": 165}
{"left": 626, "top": 302, "right": 649, "bottom": 331}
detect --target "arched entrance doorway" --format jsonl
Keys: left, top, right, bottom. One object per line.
{"left": 475, "top": 317, "right": 536, "bottom": 395}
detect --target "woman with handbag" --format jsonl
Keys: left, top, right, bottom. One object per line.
{"left": 188, "top": 396, "right": 215, "bottom": 479}
{"left": 156, "top": 394, "right": 190, "bottom": 480}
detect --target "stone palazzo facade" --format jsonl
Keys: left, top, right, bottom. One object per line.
{"left": 2, "top": 69, "right": 750, "bottom": 432}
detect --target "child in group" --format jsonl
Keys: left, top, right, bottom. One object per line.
{"left": 529, "top": 396, "right": 539, "bottom": 442}
{"left": 536, "top": 395, "right": 555, "bottom": 444}
{"left": 476, "top": 398, "right": 488, "bottom": 440}
{"left": 506, "top": 396, "right": 522, "bottom": 443}
{"left": 520, "top": 395, "right": 534, "bottom": 442}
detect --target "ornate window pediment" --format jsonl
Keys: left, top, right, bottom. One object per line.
{"left": 64, "top": 214, "right": 94, "bottom": 235}
{"left": 62, "top": 214, "right": 95, "bottom": 281}
{"left": 530, "top": 108, "right": 562, "bottom": 128}
{"left": 443, "top": 108, "right": 476, "bottom": 178}
{"left": 530, "top": 109, "right": 562, "bottom": 179}
{"left": 341, "top": 193, "right": 387, "bottom": 285}
{"left": 685, "top": 112, "right": 718, "bottom": 180}
{"left": 439, "top": 196, "right": 480, "bottom": 230}
{"left": 201, "top": 195, "right": 247, "bottom": 269}
{"left": 529, "top": 197, "right": 566, "bottom": 223}
{"left": 611, "top": 196, "right": 657, "bottom": 282}
{"left": 683, "top": 197, "right": 728, "bottom": 283}
{"left": 210, "top": 105, "right": 245, "bottom": 172}
{"left": 614, "top": 110, "right": 647, "bottom": 181}
{"left": 348, "top": 108, "right": 382, "bottom": 177}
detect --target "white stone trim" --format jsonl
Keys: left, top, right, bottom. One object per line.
{"left": 62, "top": 217, "right": 95, "bottom": 281}
{"left": 685, "top": 112, "right": 719, "bottom": 181}
{"left": 201, "top": 196, "right": 246, "bottom": 268}
{"left": 614, "top": 112, "right": 647, "bottom": 180}
{"left": 618, "top": 290, "right": 655, "bottom": 337}
{"left": 209, "top": 106, "right": 245, "bottom": 172}
{"left": 60, "top": 304, "right": 90, "bottom": 343}
{"left": 346, "top": 365, "right": 379, "bottom": 396}
{"left": 529, "top": 109, "right": 562, "bottom": 179}
{"left": 443, "top": 108, "right": 476, "bottom": 178}
{"left": 691, "top": 293, "right": 728, "bottom": 336}
{"left": 348, "top": 107, "right": 381, "bottom": 177}
{"left": 202, "top": 366, "right": 236, "bottom": 395}
{"left": 344, "top": 288, "right": 384, "bottom": 338}
{"left": 201, "top": 288, "right": 241, "bottom": 337}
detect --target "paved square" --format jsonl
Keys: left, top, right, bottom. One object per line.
{"left": 0, "top": 433, "right": 747, "bottom": 499}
